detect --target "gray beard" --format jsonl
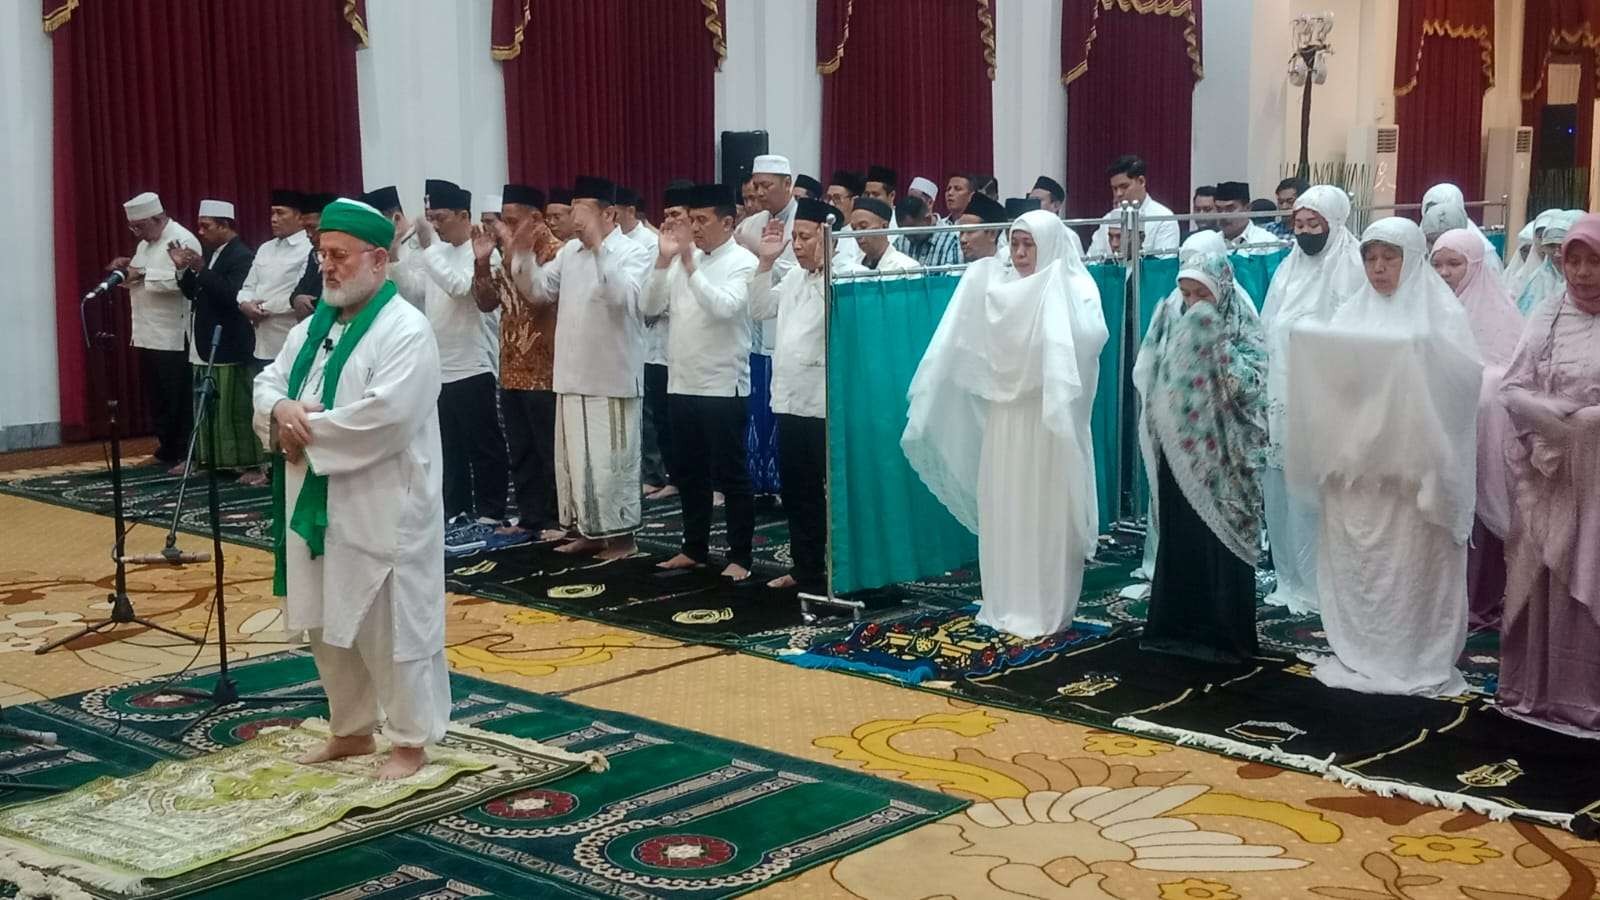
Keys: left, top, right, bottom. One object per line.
{"left": 322, "top": 268, "right": 382, "bottom": 308}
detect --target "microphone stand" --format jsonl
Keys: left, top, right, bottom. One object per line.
{"left": 162, "top": 323, "right": 322, "bottom": 726}
{"left": 36, "top": 281, "right": 201, "bottom": 654}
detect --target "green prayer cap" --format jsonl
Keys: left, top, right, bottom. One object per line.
{"left": 318, "top": 197, "right": 395, "bottom": 249}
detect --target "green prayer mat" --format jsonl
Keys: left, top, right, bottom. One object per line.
{"left": 0, "top": 720, "right": 565, "bottom": 891}
{"left": 0, "top": 651, "right": 965, "bottom": 899}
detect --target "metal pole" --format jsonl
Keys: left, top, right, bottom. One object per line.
{"left": 800, "top": 219, "right": 838, "bottom": 622}
{"left": 1117, "top": 200, "right": 1141, "bottom": 528}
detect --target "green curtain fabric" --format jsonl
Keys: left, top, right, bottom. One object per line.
{"left": 828, "top": 276, "right": 978, "bottom": 594}
{"left": 1488, "top": 231, "right": 1506, "bottom": 260}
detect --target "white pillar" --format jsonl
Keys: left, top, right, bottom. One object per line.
{"left": 715, "top": 0, "right": 823, "bottom": 181}
{"left": 356, "top": 0, "right": 507, "bottom": 217}
{"left": 993, "top": 0, "right": 1067, "bottom": 202}
{"left": 0, "top": 5, "right": 60, "bottom": 449}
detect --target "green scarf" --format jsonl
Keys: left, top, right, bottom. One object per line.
{"left": 271, "top": 281, "right": 398, "bottom": 595}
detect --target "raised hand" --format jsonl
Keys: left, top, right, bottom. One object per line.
{"left": 470, "top": 223, "right": 497, "bottom": 261}
{"left": 655, "top": 221, "right": 683, "bottom": 263}
{"left": 756, "top": 219, "right": 788, "bottom": 267}
{"left": 413, "top": 214, "right": 436, "bottom": 249}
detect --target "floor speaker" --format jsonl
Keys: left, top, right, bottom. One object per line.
{"left": 721, "top": 130, "right": 770, "bottom": 187}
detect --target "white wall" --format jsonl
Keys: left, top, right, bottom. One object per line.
{"left": 1192, "top": 0, "right": 1289, "bottom": 198}
{"left": 993, "top": 0, "right": 1067, "bottom": 202}
{"left": 714, "top": 0, "right": 823, "bottom": 181}
{"left": 356, "top": 0, "right": 507, "bottom": 218}
{"left": 0, "top": 2, "right": 59, "bottom": 449}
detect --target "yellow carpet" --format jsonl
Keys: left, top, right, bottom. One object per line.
{"left": 1, "top": 491, "right": 1596, "bottom": 898}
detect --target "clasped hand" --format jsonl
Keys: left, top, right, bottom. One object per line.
{"left": 273, "top": 399, "right": 325, "bottom": 464}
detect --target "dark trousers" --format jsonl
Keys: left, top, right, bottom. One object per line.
{"left": 641, "top": 363, "right": 673, "bottom": 486}
{"left": 438, "top": 372, "right": 508, "bottom": 521}
{"left": 777, "top": 414, "right": 826, "bottom": 589}
{"left": 140, "top": 347, "right": 192, "bottom": 462}
{"left": 502, "top": 387, "right": 558, "bottom": 531}
{"left": 669, "top": 394, "right": 753, "bottom": 568}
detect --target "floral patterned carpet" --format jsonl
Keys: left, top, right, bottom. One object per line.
{"left": 1, "top": 489, "right": 1597, "bottom": 898}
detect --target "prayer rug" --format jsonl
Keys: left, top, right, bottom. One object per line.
{"left": 1333, "top": 704, "right": 1600, "bottom": 838}
{"left": 0, "top": 719, "right": 593, "bottom": 896}
{"left": 0, "top": 650, "right": 965, "bottom": 899}
{"left": 781, "top": 607, "right": 1113, "bottom": 684}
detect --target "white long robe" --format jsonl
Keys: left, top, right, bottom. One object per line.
{"left": 253, "top": 296, "right": 446, "bottom": 661}
{"left": 1286, "top": 217, "right": 1481, "bottom": 697}
{"left": 1260, "top": 185, "right": 1367, "bottom": 614}
{"left": 904, "top": 212, "right": 1107, "bottom": 638}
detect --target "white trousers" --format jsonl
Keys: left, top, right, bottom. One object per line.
{"left": 309, "top": 589, "right": 451, "bottom": 747}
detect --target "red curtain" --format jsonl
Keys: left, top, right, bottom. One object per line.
{"left": 1519, "top": 0, "right": 1600, "bottom": 167}
{"left": 496, "top": 0, "right": 721, "bottom": 220}
{"left": 1062, "top": 1, "right": 1203, "bottom": 221}
{"left": 1393, "top": 0, "right": 1495, "bottom": 206}
{"left": 818, "top": 0, "right": 995, "bottom": 209}
{"left": 47, "top": 1, "right": 365, "bottom": 440}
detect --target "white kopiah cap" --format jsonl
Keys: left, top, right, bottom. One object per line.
{"left": 752, "top": 154, "right": 792, "bottom": 176}
{"left": 482, "top": 194, "right": 503, "bottom": 214}
{"left": 198, "top": 199, "right": 235, "bottom": 219}
{"left": 909, "top": 176, "right": 939, "bottom": 199}
{"left": 123, "top": 192, "right": 163, "bottom": 221}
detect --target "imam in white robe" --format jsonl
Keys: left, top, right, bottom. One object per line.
{"left": 903, "top": 211, "right": 1108, "bottom": 638}
{"left": 253, "top": 294, "right": 447, "bottom": 664}
{"left": 1285, "top": 217, "right": 1482, "bottom": 697}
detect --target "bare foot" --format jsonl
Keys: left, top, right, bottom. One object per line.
{"left": 376, "top": 746, "right": 427, "bottom": 780}
{"left": 767, "top": 574, "right": 797, "bottom": 589}
{"left": 167, "top": 463, "right": 189, "bottom": 476}
{"left": 494, "top": 524, "right": 530, "bottom": 537}
{"left": 721, "top": 563, "right": 751, "bottom": 581}
{"left": 556, "top": 538, "right": 604, "bottom": 555}
{"left": 297, "top": 734, "right": 376, "bottom": 765}
{"left": 596, "top": 537, "right": 637, "bottom": 561}
{"left": 656, "top": 553, "right": 702, "bottom": 570}
{"left": 642, "top": 483, "right": 663, "bottom": 495}
{"left": 649, "top": 485, "right": 679, "bottom": 500}
{"left": 238, "top": 470, "right": 268, "bottom": 486}
{"left": 713, "top": 491, "right": 725, "bottom": 507}
{"left": 538, "top": 528, "right": 570, "bottom": 542}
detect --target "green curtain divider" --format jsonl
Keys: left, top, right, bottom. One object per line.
{"left": 825, "top": 248, "right": 1290, "bottom": 595}
{"left": 1489, "top": 231, "right": 1506, "bottom": 259}
{"left": 828, "top": 276, "right": 979, "bottom": 594}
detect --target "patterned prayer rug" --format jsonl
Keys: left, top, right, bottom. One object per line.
{"left": 780, "top": 607, "right": 1113, "bottom": 684}
{"left": 0, "top": 650, "right": 965, "bottom": 899}
{"left": 0, "top": 719, "right": 592, "bottom": 895}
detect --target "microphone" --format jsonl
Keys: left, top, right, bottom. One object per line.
{"left": 0, "top": 723, "right": 57, "bottom": 746}
{"left": 121, "top": 548, "right": 213, "bottom": 566}
{"left": 83, "top": 268, "right": 127, "bottom": 301}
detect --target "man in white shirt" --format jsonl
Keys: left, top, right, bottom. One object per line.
{"left": 849, "top": 197, "right": 920, "bottom": 274}
{"left": 415, "top": 181, "right": 508, "bottom": 528}
{"left": 359, "top": 185, "right": 423, "bottom": 310}
{"left": 255, "top": 198, "right": 448, "bottom": 780}
{"left": 749, "top": 198, "right": 840, "bottom": 592}
{"left": 1214, "top": 180, "right": 1280, "bottom": 255}
{"left": 1087, "top": 155, "right": 1181, "bottom": 256}
{"left": 630, "top": 184, "right": 674, "bottom": 497}
{"left": 643, "top": 183, "right": 761, "bottom": 580}
{"left": 735, "top": 155, "right": 800, "bottom": 360}
{"left": 825, "top": 170, "right": 867, "bottom": 266}
{"left": 114, "top": 192, "right": 202, "bottom": 469}
{"left": 514, "top": 176, "right": 655, "bottom": 560}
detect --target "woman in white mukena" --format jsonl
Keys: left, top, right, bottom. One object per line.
{"left": 1258, "top": 185, "right": 1366, "bottom": 615}
{"left": 1285, "top": 217, "right": 1483, "bottom": 696}
{"left": 903, "top": 211, "right": 1109, "bottom": 638}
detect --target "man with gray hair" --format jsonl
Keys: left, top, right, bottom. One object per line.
{"left": 115, "top": 192, "right": 202, "bottom": 470}
{"left": 255, "top": 197, "right": 449, "bottom": 780}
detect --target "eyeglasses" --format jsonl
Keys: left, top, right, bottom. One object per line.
{"left": 315, "top": 247, "right": 373, "bottom": 265}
